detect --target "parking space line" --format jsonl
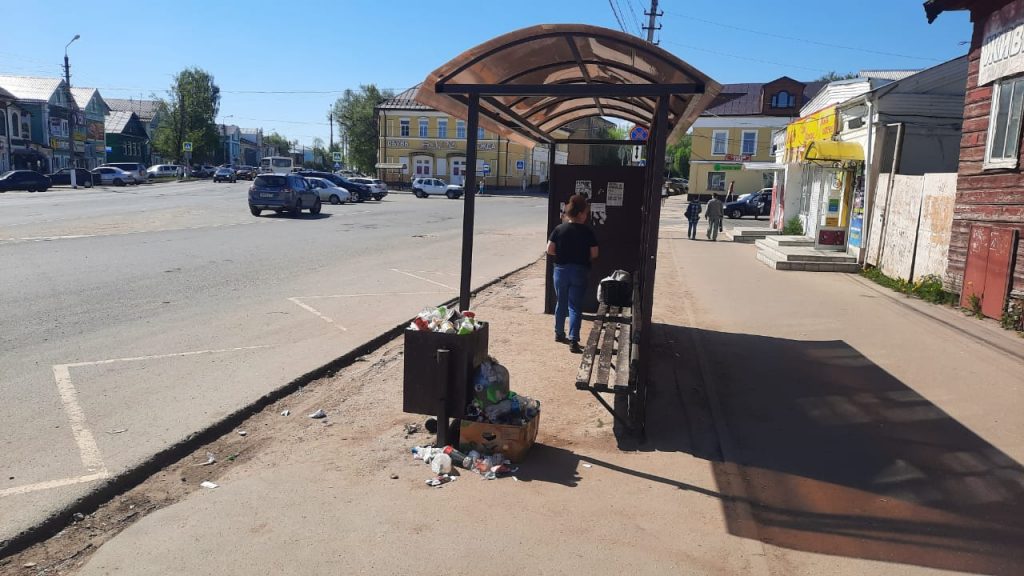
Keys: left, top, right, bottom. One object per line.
{"left": 0, "top": 472, "right": 109, "bottom": 498}
{"left": 300, "top": 291, "right": 448, "bottom": 300}
{"left": 288, "top": 297, "right": 347, "bottom": 331}
{"left": 390, "top": 268, "right": 455, "bottom": 290}
{"left": 52, "top": 365, "right": 107, "bottom": 473}
{"left": 64, "top": 345, "right": 271, "bottom": 368}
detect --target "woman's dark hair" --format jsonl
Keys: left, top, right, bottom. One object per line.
{"left": 566, "top": 194, "right": 589, "bottom": 218}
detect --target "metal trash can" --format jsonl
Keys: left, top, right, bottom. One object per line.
{"left": 402, "top": 322, "right": 489, "bottom": 419}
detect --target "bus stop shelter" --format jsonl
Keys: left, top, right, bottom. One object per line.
{"left": 413, "top": 24, "right": 721, "bottom": 433}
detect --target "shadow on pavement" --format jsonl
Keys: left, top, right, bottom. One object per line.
{"left": 617, "top": 323, "right": 1024, "bottom": 575}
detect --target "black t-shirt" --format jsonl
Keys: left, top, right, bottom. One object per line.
{"left": 549, "top": 222, "right": 598, "bottom": 267}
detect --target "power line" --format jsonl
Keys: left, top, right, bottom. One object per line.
{"left": 607, "top": 0, "right": 629, "bottom": 34}
{"left": 661, "top": 39, "right": 831, "bottom": 74}
{"left": 663, "top": 11, "right": 941, "bottom": 63}
{"left": 621, "top": 0, "right": 644, "bottom": 36}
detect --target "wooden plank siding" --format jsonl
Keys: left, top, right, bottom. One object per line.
{"left": 950, "top": 7, "right": 1024, "bottom": 298}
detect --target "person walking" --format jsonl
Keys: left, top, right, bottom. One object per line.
{"left": 705, "top": 194, "right": 724, "bottom": 241}
{"left": 684, "top": 197, "right": 702, "bottom": 240}
{"left": 547, "top": 194, "right": 599, "bottom": 353}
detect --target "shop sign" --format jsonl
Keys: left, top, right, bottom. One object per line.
{"left": 713, "top": 163, "right": 742, "bottom": 171}
{"left": 980, "top": 0, "right": 1024, "bottom": 85}
{"left": 424, "top": 140, "right": 460, "bottom": 150}
{"left": 88, "top": 121, "right": 104, "bottom": 141}
{"left": 50, "top": 138, "right": 69, "bottom": 150}
{"left": 724, "top": 154, "right": 751, "bottom": 161}
{"left": 50, "top": 118, "right": 63, "bottom": 136}
{"left": 386, "top": 139, "right": 410, "bottom": 148}
{"left": 785, "top": 106, "right": 837, "bottom": 156}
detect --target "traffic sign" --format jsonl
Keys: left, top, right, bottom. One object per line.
{"left": 629, "top": 125, "right": 649, "bottom": 142}
{"left": 515, "top": 159, "right": 525, "bottom": 171}
{"left": 333, "top": 162, "right": 341, "bottom": 170}
{"left": 332, "top": 152, "right": 342, "bottom": 162}
{"left": 182, "top": 141, "right": 193, "bottom": 152}
{"left": 482, "top": 162, "right": 491, "bottom": 175}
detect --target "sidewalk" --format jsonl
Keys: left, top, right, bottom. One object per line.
{"left": 6, "top": 197, "right": 1023, "bottom": 575}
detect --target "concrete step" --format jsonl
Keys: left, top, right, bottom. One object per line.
{"left": 730, "top": 227, "right": 781, "bottom": 237}
{"left": 755, "top": 236, "right": 815, "bottom": 249}
{"left": 755, "top": 246, "right": 861, "bottom": 272}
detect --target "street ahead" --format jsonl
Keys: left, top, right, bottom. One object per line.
{"left": 0, "top": 181, "right": 547, "bottom": 543}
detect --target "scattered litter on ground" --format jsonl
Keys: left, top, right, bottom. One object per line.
{"left": 389, "top": 473, "right": 399, "bottom": 480}
{"left": 197, "top": 452, "right": 216, "bottom": 466}
{"left": 72, "top": 513, "right": 85, "bottom": 522}
{"left": 227, "top": 453, "right": 239, "bottom": 462}
{"left": 106, "top": 428, "right": 127, "bottom": 435}
{"left": 237, "top": 430, "right": 247, "bottom": 437}
{"left": 309, "top": 409, "right": 326, "bottom": 419}
{"left": 582, "top": 463, "right": 593, "bottom": 468}
{"left": 425, "top": 474, "right": 456, "bottom": 487}
{"left": 424, "top": 418, "right": 438, "bottom": 434}
{"left": 404, "top": 423, "right": 420, "bottom": 435}
{"left": 23, "top": 563, "right": 37, "bottom": 568}
{"left": 280, "top": 410, "right": 290, "bottom": 416}
{"left": 200, "top": 481, "right": 218, "bottom": 489}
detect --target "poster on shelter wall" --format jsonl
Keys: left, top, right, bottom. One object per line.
{"left": 980, "top": 0, "right": 1024, "bottom": 85}
{"left": 607, "top": 182, "right": 624, "bottom": 206}
{"left": 590, "top": 203, "right": 607, "bottom": 225}
{"left": 574, "top": 180, "right": 592, "bottom": 198}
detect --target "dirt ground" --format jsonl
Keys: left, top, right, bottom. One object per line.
{"left": 2, "top": 257, "right": 759, "bottom": 575}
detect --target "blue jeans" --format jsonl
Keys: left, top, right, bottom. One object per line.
{"left": 554, "top": 264, "right": 589, "bottom": 342}
{"left": 687, "top": 219, "right": 698, "bottom": 239}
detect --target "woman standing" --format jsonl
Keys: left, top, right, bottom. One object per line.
{"left": 546, "top": 194, "right": 599, "bottom": 353}
{"left": 684, "top": 197, "right": 702, "bottom": 240}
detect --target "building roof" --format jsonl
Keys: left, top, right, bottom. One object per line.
{"left": 105, "top": 110, "right": 138, "bottom": 134}
{"left": 702, "top": 80, "right": 825, "bottom": 116}
{"left": 0, "top": 86, "right": 13, "bottom": 101}
{"left": 859, "top": 70, "right": 922, "bottom": 81}
{"left": 0, "top": 75, "right": 65, "bottom": 103}
{"left": 415, "top": 24, "right": 721, "bottom": 146}
{"left": 218, "top": 123, "right": 241, "bottom": 137}
{"left": 378, "top": 85, "right": 432, "bottom": 111}
{"left": 70, "top": 87, "right": 110, "bottom": 113}
{"left": 239, "top": 128, "right": 260, "bottom": 144}
{"left": 105, "top": 98, "right": 160, "bottom": 121}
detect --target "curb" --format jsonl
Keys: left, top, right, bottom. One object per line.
{"left": 0, "top": 258, "right": 539, "bottom": 559}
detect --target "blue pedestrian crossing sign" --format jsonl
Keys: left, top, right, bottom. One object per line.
{"left": 629, "top": 125, "right": 649, "bottom": 142}
{"left": 182, "top": 141, "right": 193, "bottom": 152}
{"left": 482, "top": 162, "right": 491, "bottom": 175}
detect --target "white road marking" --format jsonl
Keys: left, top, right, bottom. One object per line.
{"left": 288, "top": 297, "right": 347, "bottom": 331}
{"left": 0, "top": 472, "right": 109, "bottom": 498}
{"left": 0, "top": 221, "right": 260, "bottom": 245}
{"left": 300, "top": 291, "right": 448, "bottom": 300}
{"left": 390, "top": 268, "right": 455, "bottom": 290}
{"left": 52, "top": 364, "right": 107, "bottom": 473}
{"left": 0, "top": 344, "right": 273, "bottom": 500}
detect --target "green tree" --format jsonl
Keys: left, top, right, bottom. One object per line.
{"left": 667, "top": 134, "right": 692, "bottom": 178}
{"left": 815, "top": 71, "right": 859, "bottom": 82}
{"left": 152, "top": 67, "right": 221, "bottom": 164}
{"left": 330, "top": 85, "right": 394, "bottom": 173}
{"left": 262, "top": 131, "right": 291, "bottom": 156}
{"left": 589, "top": 125, "right": 628, "bottom": 166}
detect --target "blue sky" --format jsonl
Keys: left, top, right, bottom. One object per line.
{"left": 0, "top": 0, "right": 972, "bottom": 146}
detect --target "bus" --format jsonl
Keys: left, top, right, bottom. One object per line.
{"left": 260, "top": 156, "right": 294, "bottom": 174}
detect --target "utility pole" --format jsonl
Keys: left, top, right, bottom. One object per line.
{"left": 329, "top": 113, "right": 334, "bottom": 151}
{"left": 64, "top": 34, "right": 80, "bottom": 187}
{"left": 643, "top": 0, "right": 662, "bottom": 44}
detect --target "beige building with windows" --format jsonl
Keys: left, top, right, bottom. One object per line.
{"left": 689, "top": 77, "right": 823, "bottom": 199}
{"left": 376, "top": 86, "right": 567, "bottom": 188}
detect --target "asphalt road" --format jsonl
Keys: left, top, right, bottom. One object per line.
{"left": 0, "top": 180, "right": 548, "bottom": 544}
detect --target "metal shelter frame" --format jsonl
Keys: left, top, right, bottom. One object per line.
{"left": 415, "top": 24, "right": 721, "bottom": 431}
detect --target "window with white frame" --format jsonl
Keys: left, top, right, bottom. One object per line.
{"left": 711, "top": 130, "right": 728, "bottom": 155}
{"left": 438, "top": 119, "right": 448, "bottom": 139}
{"left": 985, "top": 76, "right": 1024, "bottom": 169}
{"left": 707, "top": 171, "right": 726, "bottom": 191}
{"left": 477, "top": 127, "right": 485, "bottom": 140}
{"left": 400, "top": 118, "right": 410, "bottom": 137}
{"left": 741, "top": 130, "right": 757, "bottom": 156}
{"left": 771, "top": 91, "right": 793, "bottom": 108}
{"left": 456, "top": 120, "right": 466, "bottom": 139}
{"left": 419, "top": 117, "right": 429, "bottom": 138}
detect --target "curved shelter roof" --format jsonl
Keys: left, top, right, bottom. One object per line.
{"left": 415, "top": 24, "right": 722, "bottom": 147}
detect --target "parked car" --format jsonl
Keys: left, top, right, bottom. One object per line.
{"left": 101, "top": 162, "right": 148, "bottom": 182}
{"left": 47, "top": 168, "right": 97, "bottom": 187}
{"left": 338, "top": 177, "right": 374, "bottom": 202}
{"left": 349, "top": 177, "right": 388, "bottom": 200}
{"left": 91, "top": 166, "right": 137, "bottom": 186}
{"left": 190, "top": 165, "right": 217, "bottom": 178}
{"left": 248, "top": 173, "right": 321, "bottom": 217}
{"left": 304, "top": 177, "right": 352, "bottom": 204}
{"left": 0, "top": 170, "right": 51, "bottom": 192}
{"left": 725, "top": 188, "right": 772, "bottom": 219}
{"left": 412, "top": 177, "right": 463, "bottom": 199}
{"left": 147, "top": 164, "right": 183, "bottom": 179}
{"left": 213, "top": 166, "right": 237, "bottom": 183}
{"left": 664, "top": 177, "right": 688, "bottom": 195}
{"left": 235, "top": 165, "right": 256, "bottom": 180}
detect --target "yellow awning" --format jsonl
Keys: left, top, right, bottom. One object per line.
{"left": 804, "top": 140, "right": 864, "bottom": 163}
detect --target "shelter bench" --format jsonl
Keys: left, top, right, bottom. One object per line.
{"left": 575, "top": 302, "right": 638, "bottom": 427}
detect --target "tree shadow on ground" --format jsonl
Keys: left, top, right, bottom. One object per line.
{"left": 611, "top": 323, "right": 1024, "bottom": 575}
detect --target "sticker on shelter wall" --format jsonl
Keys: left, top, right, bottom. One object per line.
{"left": 590, "top": 203, "right": 607, "bottom": 226}
{"left": 574, "top": 180, "right": 592, "bottom": 198}
{"left": 606, "top": 182, "right": 624, "bottom": 206}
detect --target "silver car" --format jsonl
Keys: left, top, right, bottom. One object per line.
{"left": 304, "top": 177, "right": 352, "bottom": 204}
{"left": 101, "top": 162, "right": 147, "bottom": 182}
{"left": 349, "top": 177, "right": 388, "bottom": 200}
{"left": 91, "top": 166, "right": 137, "bottom": 186}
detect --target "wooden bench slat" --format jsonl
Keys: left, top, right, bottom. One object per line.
{"left": 575, "top": 303, "right": 608, "bottom": 388}
{"left": 594, "top": 319, "right": 618, "bottom": 387}
{"left": 614, "top": 319, "right": 632, "bottom": 388}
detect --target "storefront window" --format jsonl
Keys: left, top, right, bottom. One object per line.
{"left": 986, "top": 76, "right": 1024, "bottom": 169}
{"left": 707, "top": 171, "right": 725, "bottom": 191}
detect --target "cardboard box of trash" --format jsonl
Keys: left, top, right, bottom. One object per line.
{"left": 458, "top": 414, "right": 539, "bottom": 463}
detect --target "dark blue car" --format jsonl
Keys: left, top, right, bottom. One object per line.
{"left": 725, "top": 188, "right": 772, "bottom": 220}
{"left": 0, "top": 170, "right": 51, "bottom": 192}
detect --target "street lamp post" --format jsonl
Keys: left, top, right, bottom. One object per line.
{"left": 64, "top": 34, "right": 80, "bottom": 188}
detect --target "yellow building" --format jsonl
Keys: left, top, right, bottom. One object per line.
{"left": 689, "top": 77, "right": 824, "bottom": 199}
{"left": 376, "top": 86, "right": 567, "bottom": 188}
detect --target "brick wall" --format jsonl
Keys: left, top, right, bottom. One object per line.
{"left": 950, "top": 5, "right": 1024, "bottom": 297}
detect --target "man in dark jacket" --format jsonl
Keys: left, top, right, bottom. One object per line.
{"left": 705, "top": 194, "right": 724, "bottom": 241}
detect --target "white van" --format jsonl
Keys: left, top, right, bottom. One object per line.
{"left": 147, "top": 164, "right": 183, "bottom": 178}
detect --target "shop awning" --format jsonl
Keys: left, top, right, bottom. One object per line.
{"left": 804, "top": 140, "right": 864, "bottom": 163}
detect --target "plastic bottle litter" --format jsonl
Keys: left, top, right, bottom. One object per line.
{"left": 443, "top": 446, "right": 472, "bottom": 469}
{"left": 408, "top": 306, "right": 483, "bottom": 334}
{"left": 280, "top": 410, "right": 290, "bottom": 416}
{"left": 426, "top": 474, "right": 456, "bottom": 487}
{"left": 430, "top": 453, "right": 453, "bottom": 475}
{"left": 308, "top": 409, "right": 326, "bottom": 419}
